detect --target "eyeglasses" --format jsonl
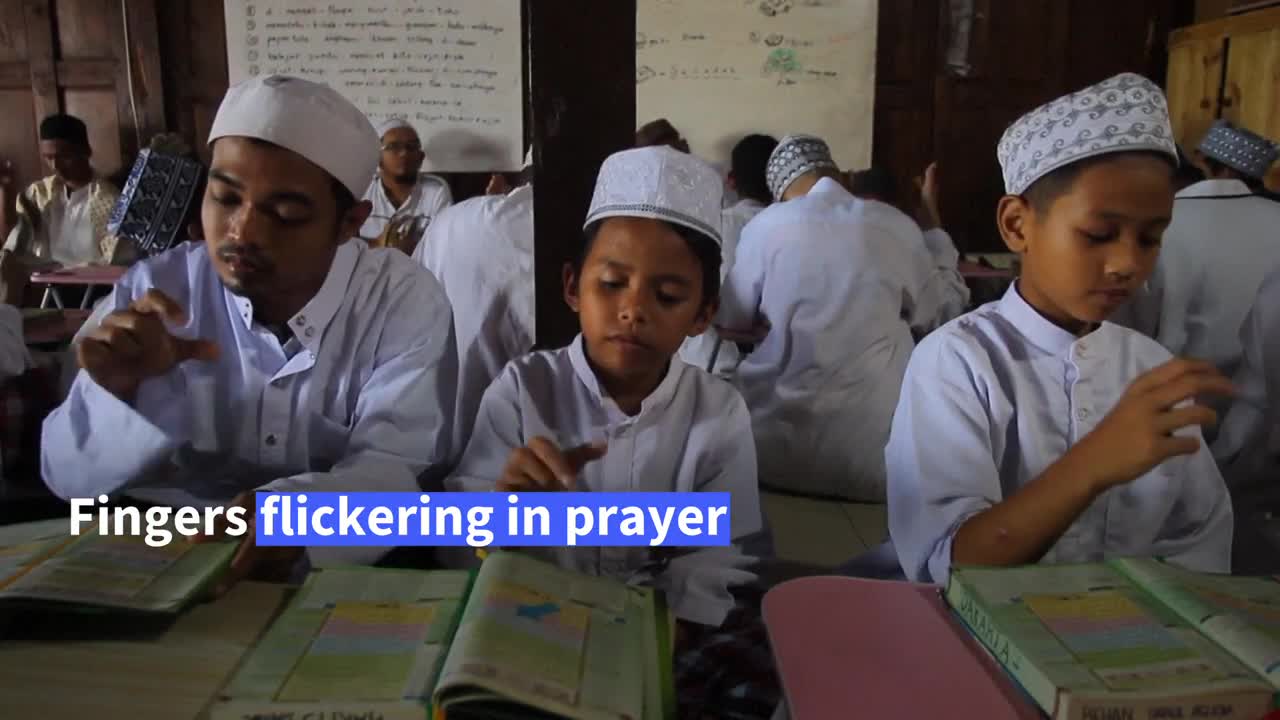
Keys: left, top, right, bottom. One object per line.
{"left": 381, "top": 142, "right": 422, "bottom": 155}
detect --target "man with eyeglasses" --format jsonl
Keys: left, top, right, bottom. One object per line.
{"left": 359, "top": 118, "right": 453, "bottom": 254}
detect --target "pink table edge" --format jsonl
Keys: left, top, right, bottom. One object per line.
{"left": 762, "top": 575, "right": 1043, "bottom": 720}
{"left": 30, "top": 266, "right": 127, "bottom": 284}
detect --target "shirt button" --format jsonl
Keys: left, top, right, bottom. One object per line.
{"left": 1076, "top": 408, "right": 1089, "bottom": 421}
{"left": 304, "top": 327, "right": 315, "bottom": 338}
{"left": 295, "top": 316, "right": 307, "bottom": 326}
{"left": 265, "top": 434, "right": 278, "bottom": 446}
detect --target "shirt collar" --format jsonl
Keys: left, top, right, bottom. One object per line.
{"left": 997, "top": 281, "right": 1089, "bottom": 356}
{"left": 1176, "top": 178, "right": 1251, "bottom": 199}
{"left": 228, "top": 240, "right": 359, "bottom": 354}
{"left": 807, "top": 176, "right": 849, "bottom": 198}
{"left": 567, "top": 334, "right": 686, "bottom": 422}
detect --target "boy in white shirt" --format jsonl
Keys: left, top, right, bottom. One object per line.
{"left": 888, "top": 73, "right": 1235, "bottom": 585}
{"left": 448, "top": 145, "right": 774, "bottom": 717}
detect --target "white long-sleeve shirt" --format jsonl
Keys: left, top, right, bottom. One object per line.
{"left": 678, "top": 198, "right": 767, "bottom": 376}
{"left": 888, "top": 284, "right": 1233, "bottom": 585}
{"left": 447, "top": 335, "right": 761, "bottom": 626}
{"left": 358, "top": 173, "right": 453, "bottom": 243}
{"left": 1213, "top": 266, "right": 1280, "bottom": 506}
{"left": 413, "top": 184, "right": 535, "bottom": 458}
{"left": 718, "top": 177, "right": 962, "bottom": 501}
{"left": 1117, "top": 179, "right": 1280, "bottom": 382}
{"left": 41, "top": 239, "right": 459, "bottom": 565}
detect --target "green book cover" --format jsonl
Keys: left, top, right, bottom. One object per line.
{"left": 947, "top": 559, "right": 1276, "bottom": 720}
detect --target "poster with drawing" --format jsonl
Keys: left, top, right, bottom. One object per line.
{"left": 637, "top": 0, "right": 877, "bottom": 174}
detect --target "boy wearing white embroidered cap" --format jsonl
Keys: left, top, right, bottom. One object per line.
{"left": 42, "top": 75, "right": 459, "bottom": 584}
{"left": 448, "top": 146, "right": 761, "bottom": 627}
{"left": 888, "top": 73, "right": 1235, "bottom": 585}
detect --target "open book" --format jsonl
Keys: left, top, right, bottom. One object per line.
{"left": 211, "top": 551, "right": 675, "bottom": 720}
{"left": 0, "top": 518, "right": 237, "bottom": 613}
{"left": 946, "top": 557, "right": 1280, "bottom": 720}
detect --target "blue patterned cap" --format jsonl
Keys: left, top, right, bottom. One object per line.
{"left": 998, "top": 73, "right": 1178, "bottom": 195}
{"left": 766, "top": 134, "right": 838, "bottom": 201}
{"left": 1198, "top": 120, "right": 1278, "bottom": 180}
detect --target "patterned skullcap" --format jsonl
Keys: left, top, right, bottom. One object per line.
{"left": 765, "top": 134, "right": 838, "bottom": 201}
{"left": 584, "top": 146, "right": 723, "bottom": 246}
{"left": 1198, "top": 120, "right": 1278, "bottom": 180}
{"left": 998, "top": 73, "right": 1177, "bottom": 195}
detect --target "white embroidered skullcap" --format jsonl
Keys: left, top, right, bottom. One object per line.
{"left": 765, "top": 134, "right": 838, "bottom": 201}
{"left": 998, "top": 73, "right": 1177, "bottom": 195}
{"left": 1198, "top": 120, "right": 1278, "bottom": 180}
{"left": 208, "top": 75, "right": 379, "bottom": 199}
{"left": 584, "top": 146, "right": 723, "bottom": 246}
{"left": 376, "top": 117, "right": 416, "bottom": 139}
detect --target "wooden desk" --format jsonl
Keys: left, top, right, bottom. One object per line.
{"left": 958, "top": 260, "right": 1016, "bottom": 280}
{"left": 0, "top": 582, "right": 292, "bottom": 720}
{"left": 31, "top": 265, "right": 126, "bottom": 309}
{"left": 763, "top": 576, "right": 1042, "bottom": 720}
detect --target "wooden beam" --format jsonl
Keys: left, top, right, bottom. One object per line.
{"left": 22, "top": 0, "right": 58, "bottom": 121}
{"left": 526, "top": 0, "right": 636, "bottom": 349}
{"left": 55, "top": 59, "right": 118, "bottom": 88}
{"left": 0, "top": 61, "right": 28, "bottom": 89}
{"left": 122, "top": 0, "right": 166, "bottom": 142}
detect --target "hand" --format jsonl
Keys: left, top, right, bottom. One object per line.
{"left": 499, "top": 437, "right": 607, "bottom": 491}
{"left": 715, "top": 317, "right": 770, "bottom": 344}
{"left": 485, "top": 173, "right": 511, "bottom": 195}
{"left": 77, "top": 289, "right": 220, "bottom": 402}
{"left": 192, "top": 491, "right": 304, "bottom": 595}
{"left": 1076, "top": 358, "right": 1234, "bottom": 492}
{"left": 914, "top": 162, "right": 941, "bottom": 230}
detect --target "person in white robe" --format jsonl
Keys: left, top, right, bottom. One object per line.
{"left": 679, "top": 133, "right": 776, "bottom": 376}
{"left": 447, "top": 146, "right": 761, "bottom": 628}
{"left": 888, "top": 73, "right": 1233, "bottom": 585}
{"left": 1213, "top": 267, "right": 1280, "bottom": 572}
{"left": 1115, "top": 120, "right": 1280, "bottom": 402}
{"left": 413, "top": 151, "right": 535, "bottom": 460}
{"left": 717, "top": 134, "right": 955, "bottom": 501}
{"left": 358, "top": 118, "right": 452, "bottom": 254}
{"left": 41, "top": 75, "right": 459, "bottom": 576}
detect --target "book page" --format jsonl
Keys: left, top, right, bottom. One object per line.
{"left": 215, "top": 567, "right": 469, "bottom": 712}
{"left": 955, "top": 564, "right": 1266, "bottom": 698}
{"left": 0, "top": 529, "right": 236, "bottom": 612}
{"left": 435, "top": 551, "right": 655, "bottom": 720}
{"left": 1115, "top": 557, "right": 1280, "bottom": 688}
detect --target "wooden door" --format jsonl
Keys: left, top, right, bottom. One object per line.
{"left": 1166, "top": 30, "right": 1228, "bottom": 151}
{"left": 0, "top": 0, "right": 164, "bottom": 195}
{"left": 1221, "top": 24, "right": 1280, "bottom": 188}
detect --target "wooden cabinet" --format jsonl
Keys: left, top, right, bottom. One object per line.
{"left": 1168, "top": 7, "right": 1280, "bottom": 188}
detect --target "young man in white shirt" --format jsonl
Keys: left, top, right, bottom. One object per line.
{"left": 413, "top": 153, "right": 535, "bottom": 457}
{"left": 42, "top": 75, "right": 459, "bottom": 583}
{"left": 718, "top": 135, "right": 954, "bottom": 501}
{"left": 359, "top": 119, "right": 453, "bottom": 255}
{"left": 2, "top": 114, "right": 120, "bottom": 271}
{"left": 1116, "top": 120, "right": 1280, "bottom": 398}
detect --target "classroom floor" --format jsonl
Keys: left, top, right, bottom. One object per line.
{"left": 760, "top": 491, "right": 888, "bottom": 568}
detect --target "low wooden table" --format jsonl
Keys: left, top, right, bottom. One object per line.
{"left": 0, "top": 582, "right": 293, "bottom": 720}
{"left": 23, "top": 308, "right": 92, "bottom": 347}
{"left": 31, "top": 265, "right": 126, "bottom": 310}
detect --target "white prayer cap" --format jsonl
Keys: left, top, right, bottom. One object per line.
{"left": 765, "top": 134, "right": 838, "bottom": 201}
{"left": 376, "top": 117, "right": 416, "bottom": 139}
{"left": 208, "top": 75, "right": 379, "bottom": 199}
{"left": 1198, "top": 120, "right": 1278, "bottom": 180}
{"left": 998, "top": 73, "right": 1177, "bottom": 195}
{"left": 584, "top": 146, "right": 723, "bottom": 246}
